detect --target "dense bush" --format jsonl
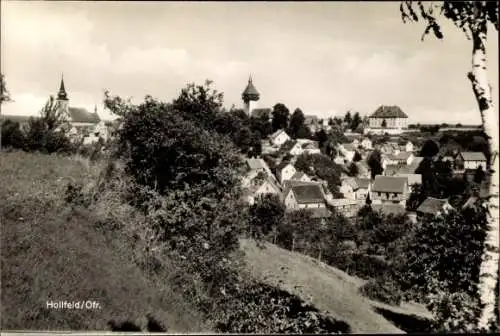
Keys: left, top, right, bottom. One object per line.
{"left": 359, "top": 279, "right": 403, "bottom": 306}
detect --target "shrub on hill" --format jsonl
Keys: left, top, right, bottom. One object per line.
{"left": 359, "top": 279, "right": 403, "bottom": 306}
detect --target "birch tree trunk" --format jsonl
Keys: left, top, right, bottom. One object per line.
{"left": 469, "top": 24, "right": 500, "bottom": 329}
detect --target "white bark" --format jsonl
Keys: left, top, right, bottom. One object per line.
{"left": 469, "top": 27, "right": 500, "bottom": 330}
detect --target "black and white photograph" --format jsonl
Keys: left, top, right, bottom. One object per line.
{"left": 0, "top": 1, "right": 499, "bottom": 334}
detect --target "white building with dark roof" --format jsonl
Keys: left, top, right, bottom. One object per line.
{"left": 455, "top": 151, "right": 487, "bottom": 171}
{"left": 284, "top": 182, "right": 326, "bottom": 210}
{"left": 365, "top": 105, "right": 409, "bottom": 135}
{"left": 370, "top": 175, "right": 409, "bottom": 207}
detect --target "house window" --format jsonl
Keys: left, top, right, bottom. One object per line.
{"left": 393, "top": 193, "right": 398, "bottom": 197}
{"left": 378, "top": 192, "right": 381, "bottom": 197}
{"left": 386, "top": 193, "right": 390, "bottom": 199}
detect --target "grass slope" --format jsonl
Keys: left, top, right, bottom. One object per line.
{"left": 0, "top": 151, "right": 204, "bottom": 331}
{"left": 240, "top": 238, "right": 432, "bottom": 333}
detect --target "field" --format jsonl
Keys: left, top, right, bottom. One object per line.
{"left": 1, "top": 150, "right": 432, "bottom": 332}
{"left": 0, "top": 151, "right": 205, "bottom": 331}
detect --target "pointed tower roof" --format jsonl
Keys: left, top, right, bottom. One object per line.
{"left": 57, "top": 75, "right": 68, "bottom": 101}
{"left": 242, "top": 75, "right": 260, "bottom": 101}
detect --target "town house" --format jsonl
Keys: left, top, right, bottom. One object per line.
{"left": 269, "top": 129, "right": 291, "bottom": 147}
{"left": 243, "top": 173, "right": 282, "bottom": 205}
{"left": 328, "top": 198, "right": 359, "bottom": 218}
{"left": 276, "top": 162, "right": 297, "bottom": 184}
{"left": 416, "top": 197, "right": 454, "bottom": 219}
{"left": 284, "top": 182, "right": 326, "bottom": 210}
{"left": 455, "top": 151, "right": 487, "bottom": 171}
{"left": 370, "top": 175, "right": 409, "bottom": 207}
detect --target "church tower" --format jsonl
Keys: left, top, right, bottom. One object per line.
{"left": 242, "top": 75, "right": 260, "bottom": 116}
{"left": 55, "top": 75, "right": 70, "bottom": 117}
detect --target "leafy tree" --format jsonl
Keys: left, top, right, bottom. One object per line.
{"left": 400, "top": 3, "right": 499, "bottom": 325}
{"left": 288, "top": 108, "right": 306, "bottom": 139}
{"left": 353, "top": 151, "right": 362, "bottom": 162}
{"left": 474, "top": 165, "right": 486, "bottom": 184}
{"left": 347, "top": 162, "right": 359, "bottom": 177}
{"left": 314, "top": 129, "right": 329, "bottom": 150}
{"left": 250, "top": 114, "right": 272, "bottom": 139}
{"left": 117, "top": 96, "right": 242, "bottom": 201}
{"left": 295, "top": 153, "right": 342, "bottom": 196}
{"left": 344, "top": 111, "right": 352, "bottom": 126}
{"left": 271, "top": 103, "right": 290, "bottom": 132}
{"left": 350, "top": 112, "right": 362, "bottom": 131}
{"left": 1, "top": 120, "right": 24, "bottom": 149}
{"left": 23, "top": 96, "right": 72, "bottom": 154}
{"left": 172, "top": 80, "right": 224, "bottom": 128}
{"left": 420, "top": 139, "right": 440, "bottom": 158}
{"left": 397, "top": 207, "right": 487, "bottom": 300}
{"left": 367, "top": 149, "right": 383, "bottom": 179}
{"left": 248, "top": 194, "right": 285, "bottom": 242}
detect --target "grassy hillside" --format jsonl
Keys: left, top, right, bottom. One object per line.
{"left": 0, "top": 151, "right": 205, "bottom": 331}
{"left": 240, "top": 238, "right": 433, "bottom": 333}
{"left": 1, "top": 151, "right": 433, "bottom": 332}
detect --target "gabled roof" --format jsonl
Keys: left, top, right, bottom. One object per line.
{"left": 291, "top": 171, "right": 307, "bottom": 180}
{"left": 281, "top": 139, "right": 298, "bottom": 153}
{"left": 246, "top": 158, "right": 267, "bottom": 170}
{"left": 460, "top": 151, "right": 487, "bottom": 162}
{"left": 355, "top": 178, "right": 371, "bottom": 189}
{"left": 372, "top": 175, "right": 408, "bottom": 193}
{"left": 340, "top": 143, "right": 357, "bottom": 152}
{"left": 68, "top": 107, "right": 100, "bottom": 124}
{"left": 342, "top": 177, "right": 359, "bottom": 190}
{"left": 290, "top": 184, "right": 325, "bottom": 204}
{"left": 276, "top": 160, "right": 294, "bottom": 172}
{"left": 302, "top": 141, "right": 319, "bottom": 149}
{"left": 396, "top": 173, "right": 422, "bottom": 186}
{"left": 270, "top": 129, "right": 289, "bottom": 141}
{"left": 384, "top": 164, "right": 403, "bottom": 176}
{"left": 394, "top": 151, "right": 413, "bottom": 160}
{"left": 304, "top": 115, "right": 319, "bottom": 124}
{"left": 417, "top": 197, "right": 452, "bottom": 214}
{"left": 370, "top": 105, "right": 408, "bottom": 119}
{"left": 245, "top": 174, "right": 281, "bottom": 194}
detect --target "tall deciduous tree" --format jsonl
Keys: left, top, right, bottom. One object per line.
{"left": 271, "top": 103, "right": 290, "bottom": 132}
{"left": 367, "top": 149, "right": 384, "bottom": 179}
{"left": 400, "top": 1, "right": 499, "bottom": 328}
{"left": 288, "top": 108, "right": 306, "bottom": 138}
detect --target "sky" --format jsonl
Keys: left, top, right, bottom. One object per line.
{"left": 1, "top": 1, "right": 498, "bottom": 124}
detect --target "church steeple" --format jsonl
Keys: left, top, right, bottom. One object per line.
{"left": 57, "top": 74, "right": 68, "bottom": 101}
{"left": 242, "top": 75, "right": 260, "bottom": 102}
{"left": 242, "top": 74, "right": 260, "bottom": 115}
